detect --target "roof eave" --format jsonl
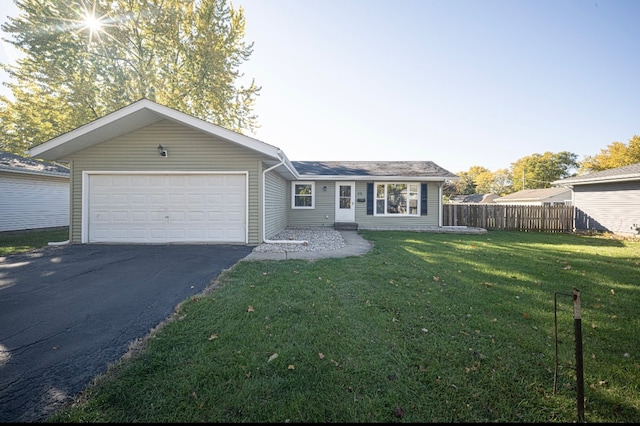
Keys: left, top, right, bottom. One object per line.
{"left": 29, "top": 99, "right": 281, "bottom": 161}
{"left": 554, "top": 174, "right": 640, "bottom": 186}
{"left": 0, "top": 166, "right": 69, "bottom": 178}
{"left": 294, "top": 175, "right": 459, "bottom": 181}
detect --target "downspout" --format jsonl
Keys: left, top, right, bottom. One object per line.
{"left": 262, "top": 150, "right": 308, "bottom": 245}
{"left": 438, "top": 182, "right": 443, "bottom": 227}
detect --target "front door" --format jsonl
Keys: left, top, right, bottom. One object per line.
{"left": 335, "top": 182, "right": 355, "bottom": 222}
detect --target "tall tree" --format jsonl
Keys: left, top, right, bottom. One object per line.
{"left": 453, "top": 165, "right": 491, "bottom": 195}
{"left": 0, "top": 0, "right": 260, "bottom": 154}
{"left": 510, "top": 151, "right": 578, "bottom": 191}
{"left": 580, "top": 135, "right": 640, "bottom": 173}
{"left": 474, "top": 168, "right": 512, "bottom": 195}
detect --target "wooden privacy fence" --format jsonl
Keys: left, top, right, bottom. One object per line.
{"left": 442, "top": 204, "right": 574, "bottom": 232}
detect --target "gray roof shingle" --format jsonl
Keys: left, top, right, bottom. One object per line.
{"left": 0, "top": 151, "right": 70, "bottom": 177}
{"left": 553, "top": 162, "right": 640, "bottom": 185}
{"left": 292, "top": 161, "right": 458, "bottom": 178}
{"left": 496, "top": 187, "right": 571, "bottom": 202}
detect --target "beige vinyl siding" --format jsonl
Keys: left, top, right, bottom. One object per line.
{"left": 65, "top": 120, "right": 268, "bottom": 244}
{"left": 287, "top": 181, "right": 335, "bottom": 227}
{"left": 573, "top": 181, "right": 640, "bottom": 236}
{"left": 264, "top": 170, "right": 287, "bottom": 239}
{"left": 286, "top": 180, "right": 442, "bottom": 228}
{"left": 0, "top": 172, "right": 69, "bottom": 232}
{"left": 356, "top": 181, "right": 440, "bottom": 228}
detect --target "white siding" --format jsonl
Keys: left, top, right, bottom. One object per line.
{"left": 574, "top": 181, "right": 640, "bottom": 236}
{"left": 0, "top": 172, "right": 69, "bottom": 232}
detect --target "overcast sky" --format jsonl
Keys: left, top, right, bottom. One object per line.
{"left": 2, "top": 0, "right": 640, "bottom": 173}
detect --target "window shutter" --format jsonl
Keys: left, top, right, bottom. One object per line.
{"left": 367, "top": 183, "right": 373, "bottom": 215}
{"left": 420, "top": 183, "right": 428, "bottom": 216}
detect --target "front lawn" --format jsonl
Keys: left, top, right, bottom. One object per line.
{"left": 0, "top": 227, "right": 68, "bottom": 256}
{"left": 48, "top": 230, "right": 639, "bottom": 423}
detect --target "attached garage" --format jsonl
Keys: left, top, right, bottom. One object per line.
{"left": 85, "top": 172, "right": 247, "bottom": 243}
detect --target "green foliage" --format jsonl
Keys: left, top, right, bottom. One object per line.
{"left": 0, "top": 0, "right": 259, "bottom": 154}
{"left": 46, "top": 231, "right": 640, "bottom": 423}
{"left": 453, "top": 165, "right": 491, "bottom": 195}
{"left": 510, "top": 151, "right": 578, "bottom": 191}
{"left": 474, "top": 167, "right": 512, "bottom": 195}
{"left": 580, "top": 135, "right": 640, "bottom": 173}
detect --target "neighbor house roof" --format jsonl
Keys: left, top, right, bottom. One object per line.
{"left": 292, "top": 161, "right": 458, "bottom": 180}
{"left": 552, "top": 162, "right": 640, "bottom": 186}
{"left": 448, "top": 193, "right": 499, "bottom": 203}
{"left": 0, "top": 150, "right": 69, "bottom": 178}
{"left": 495, "top": 187, "right": 571, "bottom": 203}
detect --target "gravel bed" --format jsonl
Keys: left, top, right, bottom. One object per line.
{"left": 253, "top": 227, "right": 345, "bottom": 253}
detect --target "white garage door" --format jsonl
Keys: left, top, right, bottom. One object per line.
{"left": 87, "top": 173, "right": 246, "bottom": 243}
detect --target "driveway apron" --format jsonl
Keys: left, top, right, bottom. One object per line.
{"left": 0, "top": 243, "right": 254, "bottom": 422}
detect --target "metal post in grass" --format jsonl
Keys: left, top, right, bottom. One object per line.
{"left": 553, "top": 287, "right": 585, "bottom": 423}
{"left": 572, "top": 287, "right": 585, "bottom": 423}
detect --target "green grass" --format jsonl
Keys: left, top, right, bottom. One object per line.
{"left": 23, "top": 230, "right": 640, "bottom": 422}
{"left": 0, "top": 227, "right": 69, "bottom": 255}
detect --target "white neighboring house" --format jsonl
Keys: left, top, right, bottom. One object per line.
{"left": 494, "top": 187, "right": 573, "bottom": 206}
{"left": 0, "top": 150, "right": 70, "bottom": 232}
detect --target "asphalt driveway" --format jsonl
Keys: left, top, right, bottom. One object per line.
{"left": 0, "top": 243, "right": 254, "bottom": 422}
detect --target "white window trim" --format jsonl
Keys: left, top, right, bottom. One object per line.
{"left": 291, "top": 181, "right": 315, "bottom": 209}
{"left": 374, "top": 182, "right": 420, "bottom": 216}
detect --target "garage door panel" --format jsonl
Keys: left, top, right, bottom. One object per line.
{"left": 111, "top": 194, "right": 128, "bottom": 205}
{"left": 130, "top": 194, "right": 147, "bottom": 205}
{"left": 88, "top": 174, "right": 246, "bottom": 243}
{"left": 131, "top": 211, "right": 148, "bottom": 222}
{"left": 112, "top": 211, "right": 129, "bottom": 222}
{"left": 150, "top": 194, "right": 165, "bottom": 205}
{"left": 188, "top": 211, "right": 205, "bottom": 221}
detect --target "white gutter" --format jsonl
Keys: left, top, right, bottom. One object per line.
{"left": 262, "top": 151, "right": 308, "bottom": 245}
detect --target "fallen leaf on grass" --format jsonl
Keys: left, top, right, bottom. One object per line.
{"left": 268, "top": 353, "right": 278, "bottom": 362}
{"left": 318, "top": 352, "right": 325, "bottom": 359}
{"left": 208, "top": 333, "right": 218, "bottom": 340}
{"left": 433, "top": 276, "right": 440, "bottom": 281}
{"left": 563, "top": 265, "right": 572, "bottom": 270}
{"left": 394, "top": 406, "right": 404, "bottom": 418}
{"left": 288, "top": 364, "right": 295, "bottom": 370}
{"left": 247, "top": 305, "right": 254, "bottom": 312}
{"left": 522, "top": 312, "right": 530, "bottom": 319}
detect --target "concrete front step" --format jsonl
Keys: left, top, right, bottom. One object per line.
{"left": 334, "top": 222, "right": 358, "bottom": 231}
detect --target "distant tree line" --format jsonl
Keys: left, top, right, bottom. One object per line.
{"left": 443, "top": 135, "right": 640, "bottom": 200}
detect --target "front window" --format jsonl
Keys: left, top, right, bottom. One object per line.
{"left": 375, "top": 183, "right": 419, "bottom": 215}
{"left": 292, "top": 181, "right": 315, "bottom": 209}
